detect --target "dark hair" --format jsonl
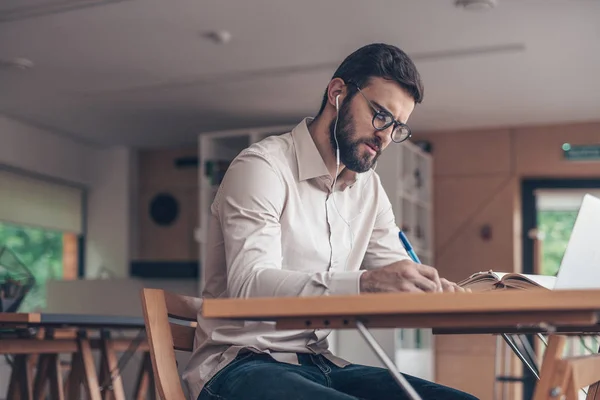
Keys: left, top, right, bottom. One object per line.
{"left": 317, "top": 43, "right": 424, "bottom": 116}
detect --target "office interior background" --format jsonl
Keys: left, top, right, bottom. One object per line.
{"left": 1, "top": 0, "right": 599, "bottom": 399}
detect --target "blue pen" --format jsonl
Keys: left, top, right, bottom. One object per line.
{"left": 399, "top": 230, "right": 421, "bottom": 264}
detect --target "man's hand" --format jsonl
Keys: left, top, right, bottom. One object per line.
{"left": 359, "top": 260, "right": 469, "bottom": 294}
{"left": 360, "top": 259, "right": 443, "bottom": 293}
{"left": 440, "top": 278, "right": 470, "bottom": 293}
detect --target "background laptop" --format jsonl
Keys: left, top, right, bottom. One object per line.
{"left": 553, "top": 194, "right": 600, "bottom": 290}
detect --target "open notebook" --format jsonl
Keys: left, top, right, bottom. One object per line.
{"left": 457, "top": 270, "right": 556, "bottom": 292}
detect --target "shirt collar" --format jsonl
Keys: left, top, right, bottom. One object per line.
{"left": 292, "top": 117, "right": 330, "bottom": 182}
{"left": 291, "top": 117, "right": 369, "bottom": 188}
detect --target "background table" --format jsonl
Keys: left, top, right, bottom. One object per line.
{"left": 0, "top": 312, "right": 150, "bottom": 400}
{"left": 0, "top": 312, "right": 146, "bottom": 329}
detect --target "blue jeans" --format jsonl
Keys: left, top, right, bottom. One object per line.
{"left": 198, "top": 352, "right": 479, "bottom": 400}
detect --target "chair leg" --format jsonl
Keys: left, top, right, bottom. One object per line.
{"left": 8, "top": 355, "right": 32, "bottom": 400}
{"left": 148, "top": 366, "right": 157, "bottom": 400}
{"left": 33, "top": 354, "right": 51, "bottom": 400}
{"left": 48, "top": 354, "right": 65, "bottom": 400}
{"left": 7, "top": 355, "right": 34, "bottom": 400}
{"left": 565, "top": 374, "right": 579, "bottom": 400}
{"left": 98, "top": 337, "right": 126, "bottom": 400}
{"left": 533, "top": 335, "right": 567, "bottom": 400}
{"left": 66, "top": 351, "right": 86, "bottom": 400}
{"left": 77, "top": 336, "right": 102, "bottom": 400}
{"left": 134, "top": 352, "right": 153, "bottom": 400}
{"left": 585, "top": 343, "right": 600, "bottom": 400}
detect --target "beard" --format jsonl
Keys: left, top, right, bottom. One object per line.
{"left": 329, "top": 97, "right": 382, "bottom": 173}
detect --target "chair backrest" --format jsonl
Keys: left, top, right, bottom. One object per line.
{"left": 141, "top": 288, "right": 200, "bottom": 400}
{"left": 533, "top": 335, "right": 600, "bottom": 400}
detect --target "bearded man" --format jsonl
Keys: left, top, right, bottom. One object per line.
{"left": 185, "top": 43, "right": 478, "bottom": 400}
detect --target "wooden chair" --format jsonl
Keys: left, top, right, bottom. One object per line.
{"left": 140, "top": 288, "right": 201, "bottom": 400}
{"left": 533, "top": 335, "right": 600, "bottom": 400}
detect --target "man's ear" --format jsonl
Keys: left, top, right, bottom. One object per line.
{"left": 327, "top": 78, "right": 347, "bottom": 110}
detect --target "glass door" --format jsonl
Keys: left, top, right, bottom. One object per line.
{"left": 521, "top": 179, "right": 600, "bottom": 400}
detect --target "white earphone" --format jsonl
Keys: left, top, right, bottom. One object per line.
{"left": 331, "top": 91, "right": 372, "bottom": 271}
{"left": 335, "top": 94, "right": 340, "bottom": 166}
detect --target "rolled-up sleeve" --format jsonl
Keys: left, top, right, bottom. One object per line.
{"left": 215, "top": 150, "right": 364, "bottom": 298}
{"left": 361, "top": 176, "right": 410, "bottom": 269}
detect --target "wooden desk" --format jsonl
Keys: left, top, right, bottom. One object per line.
{"left": 203, "top": 289, "right": 600, "bottom": 330}
{"left": 0, "top": 313, "right": 151, "bottom": 400}
{"left": 202, "top": 289, "right": 600, "bottom": 400}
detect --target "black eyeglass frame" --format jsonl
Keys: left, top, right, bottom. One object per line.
{"left": 347, "top": 82, "right": 412, "bottom": 143}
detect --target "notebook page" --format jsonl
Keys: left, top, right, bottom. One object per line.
{"left": 520, "top": 274, "right": 557, "bottom": 290}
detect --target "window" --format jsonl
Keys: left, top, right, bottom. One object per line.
{"left": 536, "top": 189, "right": 600, "bottom": 276}
{"left": 0, "top": 168, "right": 84, "bottom": 311}
{"left": 0, "top": 222, "right": 79, "bottom": 311}
{"left": 536, "top": 210, "right": 578, "bottom": 277}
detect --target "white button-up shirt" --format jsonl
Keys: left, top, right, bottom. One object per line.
{"left": 184, "top": 118, "right": 410, "bottom": 399}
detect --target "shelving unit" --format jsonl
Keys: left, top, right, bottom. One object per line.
{"left": 378, "top": 140, "right": 433, "bottom": 264}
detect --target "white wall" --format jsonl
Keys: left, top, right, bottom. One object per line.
{"left": 0, "top": 115, "right": 91, "bottom": 185}
{"left": 85, "top": 146, "right": 134, "bottom": 278}
{"left": 0, "top": 114, "right": 133, "bottom": 278}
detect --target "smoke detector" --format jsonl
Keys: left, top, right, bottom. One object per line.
{"left": 455, "top": 0, "right": 497, "bottom": 11}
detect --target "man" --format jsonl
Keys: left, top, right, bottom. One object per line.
{"left": 185, "top": 43, "right": 478, "bottom": 400}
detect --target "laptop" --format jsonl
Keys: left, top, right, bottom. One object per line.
{"left": 553, "top": 193, "right": 600, "bottom": 290}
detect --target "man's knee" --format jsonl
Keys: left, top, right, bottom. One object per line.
{"left": 331, "top": 363, "right": 479, "bottom": 400}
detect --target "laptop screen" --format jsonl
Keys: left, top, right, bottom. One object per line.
{"left": 554, "top": 194, "right": 600, "bottom": 290}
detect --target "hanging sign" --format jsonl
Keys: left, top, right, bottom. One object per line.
{"left": 562, "top": 143, "right": 600, "bottom": 161}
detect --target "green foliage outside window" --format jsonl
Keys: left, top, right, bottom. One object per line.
{"left": 0, "top": 221, "right": 63, "bottom": 311}
{"left": 537, "top": 210, "right": 578, "bottom": 277}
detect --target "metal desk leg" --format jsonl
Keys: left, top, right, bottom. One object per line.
{"left": 355, "top": 321, "right": 422, "bottom": 400}
{"left": 515, "top": 335, "right": 539, "bottom": 371}
{"left": 494, "top": 335, "right": 503, "bottom": 400}
{"left": 501, "top": 334, "right": 540, "bottom": 380}
{"left": 536, "top": 333, "right": 548, "bottom": 347}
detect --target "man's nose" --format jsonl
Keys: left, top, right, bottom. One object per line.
{"left": 374, "top": 128, "right": 391, "bottom": 147}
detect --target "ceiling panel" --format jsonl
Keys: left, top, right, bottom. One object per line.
{"left": 0, "top": 0, "right": 598, "bottom": 147}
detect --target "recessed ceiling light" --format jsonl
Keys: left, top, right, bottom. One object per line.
{"left": 0, "top": 57, "right": 34, "bottom": 70}
{"left": 201, "top": 30, "right": 232, "bottom": 45}
{"left": 455, "top": 0, "right": 497, "bottom": 11}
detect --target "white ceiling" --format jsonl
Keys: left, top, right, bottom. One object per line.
{"left": 1, "top": 0, "right": 599, "bottom": 148}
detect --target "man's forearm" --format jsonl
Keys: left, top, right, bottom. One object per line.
{"left": 229, "top": 267, "right": 365, "bottom": 298}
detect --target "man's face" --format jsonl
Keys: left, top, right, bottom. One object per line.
{"left": 329, "top": 77, "right": 416, "bottom": 173}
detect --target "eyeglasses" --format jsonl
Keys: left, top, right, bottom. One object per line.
{"left": 349, "top": 83, "right": 412, "bottom": 143}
